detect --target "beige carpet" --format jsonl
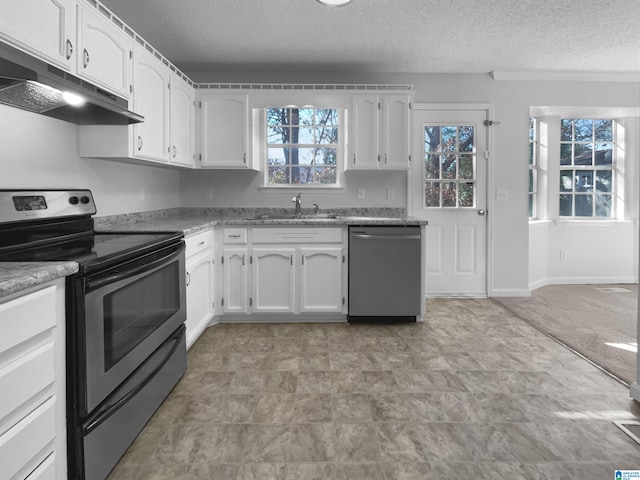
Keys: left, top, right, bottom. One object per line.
{"left": 495, "top": 284, "right": 637, "bottom": 385}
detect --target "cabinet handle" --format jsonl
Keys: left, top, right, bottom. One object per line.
{"left": 186, "top": 272, "right": 191, "bottom": 286}
{"left": 197, "top": 241, "right": 205, "bottom": 246}
{"left": 290, "top": 255, "right": 293, "bottom": 266}
{"left": 243, "top": 152, "right": 247, "bottom": 164}
{"left": 83, "top": 48, "right": 90, "bottom": 68}
{"left": 242, "top": 254, "right": 245, "bottom": 266}
{"left": 377, "top": 154, "right": 381, "bottom": 163}
{"left": 66, "top": 39, "right": 73, "bottom": 60}
{"left": 353, "top": 153, "right": 356, "bottom": 164}
{"left": 172, "top": 146, "right": 177, "bottom": 158}
{"left": 228, "top": 234, "right": 241, "bottom": 239}
{"left": 137, "top": 136, "right": 143, "bottom": 151}
{"left": 301, "top": 254, "right": 305, "bottom": 265}
{"left": 385, "top": 153, "right": 388, "bottom": 164}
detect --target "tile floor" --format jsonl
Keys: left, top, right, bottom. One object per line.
{"left": 108, "top": 299, "right": 640, "bottom": 479}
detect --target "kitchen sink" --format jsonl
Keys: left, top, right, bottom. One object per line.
{"left": 245, "top": 213, "right": 339, "bottom": 221}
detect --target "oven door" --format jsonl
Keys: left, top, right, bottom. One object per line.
{"left": 82, "top": 242, "right": 186, "bottom": 415}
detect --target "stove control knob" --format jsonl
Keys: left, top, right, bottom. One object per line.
{"left": 80, "top": 196, "right": 91, "bottom": 204}
{"left": 69, "top": 196, "right": 79, "bottom": 205}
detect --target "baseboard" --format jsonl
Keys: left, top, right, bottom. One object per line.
{"left": 426, "top": 292, "right": 488, "bottom": 298}
{"left": 631, "top": 383, "right": 640, "bottom": 403}
{"left": 490, "top": 288, "right": 532, "bottom": 298}
{"left": 529, "top": 276, "right": 637, "bottom": 290}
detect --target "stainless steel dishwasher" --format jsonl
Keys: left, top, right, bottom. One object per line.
{"left": 348, "top": 225, "right": 422, "bottom": 321}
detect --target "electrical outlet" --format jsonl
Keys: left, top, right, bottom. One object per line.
{"left": 357, "top": 188, "right": 366, "bottom": 200}
{"left": 138, "top": 188, "right": 145, "bottom": 201}
{"left": 386, "top": 188, "right": 395, "bottom": 200}
{"left": 496, "top": 189, "right": 509, "bottom": 201}
{"left": 560, "top": 250, "right": 568, "bottom": 260}
{"left": 204, "top": 188, "right": 213, "bottom": 200}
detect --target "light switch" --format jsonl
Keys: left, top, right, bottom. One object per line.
{"left": 386, "top": 188, "right": 395, "bottom": 200}
{"left": 357, "top": 188, "right": 366, "bottom": 200}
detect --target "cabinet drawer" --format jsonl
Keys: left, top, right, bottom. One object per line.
{"left": 223, "top": 228, "right": 248, "bottom": 244}
{"left": 253, "top": 227, "right": 343, "bottom": 244}
{"left": 185, "top": 229, "right": 214, "bottom": 256}
{"left": 26, "top": 452, "right": 55, "bottom": 480}
{"left": 0, "top": 286, "right": 56, "bottom": 355}
{"left": 0, "top": 396, "right": 55, "bottom": 480}
{"left": 0, "top": 342, "right": 55, "bottom": 428}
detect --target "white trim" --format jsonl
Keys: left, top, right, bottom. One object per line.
{"left": 529, "top": 276, "right": 638, "bottom": 290}
{"left": 631, "top": 383, "right": 640, "bottom": 403}
{"left": 490, "top": 288, "right": 532, "bottom": 298}
{"left": 491, "top": 71, "right": 640, "bottom": 83}
{"left": 426, "top": 292, "right": 488, "bottom": 298}
{"left": 412, "top": 102, "right": 493, "bottom": 112}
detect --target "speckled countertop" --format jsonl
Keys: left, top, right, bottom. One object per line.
{"left": 0, "top": 262, "right": 79, "bottom": 299}
{"left": 94, "top": 207, "right": 427, "bottom": 236}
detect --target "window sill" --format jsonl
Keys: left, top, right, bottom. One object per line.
{"left": 259, "top": 186, "right": 345, "bottom": 193}
{"left": 552, "top": 218, "right": 633, "bottom": 227}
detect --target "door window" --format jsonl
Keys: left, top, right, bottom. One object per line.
{"left": 423, "top": 125, "right": 476, "bottom": 208}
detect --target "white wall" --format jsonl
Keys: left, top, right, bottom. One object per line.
{"left": 0, "top": 105, "right": 180, "bottom": 217}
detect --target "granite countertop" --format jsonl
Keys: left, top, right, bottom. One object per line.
{"left": 95, "top": 207, "right": 427, "bottom": 236}
{"left": 0, "top": 262, "right": 79, "bottom": 299}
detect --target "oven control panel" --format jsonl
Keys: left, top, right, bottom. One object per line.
{"left": 0, "top": 189, "right": 97, "bottom": 222}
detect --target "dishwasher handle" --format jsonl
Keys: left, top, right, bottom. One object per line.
{"left": 351, "top": 233, "right": 421, "bottom": 240}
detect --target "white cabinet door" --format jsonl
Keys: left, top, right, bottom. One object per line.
{"left": 76, "top": 5, "right": 132, "bottom": 99}
{"left": 348, "top": 95, "right": 379, "bottom": 170}
{"left": 222, "top": 247, "right": 250, "bottom": 314}
{"left": 200, "top": 93, "right": 253, "bottom": 169}
{"left": 299, "top": 247, "right": 345, "bottom": 313}
{"left": 251, "top": 247, "right": 296, "bottom": 313}
{"left": 185, "top": 254, "right": 213, "bottom": 349}
{"left": 169, "top": 74, "right": 195, "bottom": 167}
{"left": 132, "top": 45, "right": 170, "bottom": 162}
{"left": 380, "top": 95, "right": 411, "bottom": 170}
{"left": 0, "top": 0, "right": 76, "bottom": 70}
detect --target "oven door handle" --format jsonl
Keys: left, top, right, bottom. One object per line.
{"left": 84, "top": 326, "right": 184, "bottom": 435}
{"left": 85, "top": 244, "right": 184, "bottom": 293}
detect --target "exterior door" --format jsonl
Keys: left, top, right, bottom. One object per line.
{"left": 410, "top": 107, "right": 489, "bottom": 297}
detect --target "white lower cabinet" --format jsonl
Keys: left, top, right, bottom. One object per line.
{"left": 0, "top": 280, "right": 66, "bottom": 480}
{"left": 185, "top": 230, "right": 214, "bottom": 349}
{"left": 219, "top": 227, "right": 347, "bottom": 318}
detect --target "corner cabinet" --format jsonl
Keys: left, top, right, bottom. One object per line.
{"left": 198, "top": 93, "right": 257, "bottom": 169}
{"left": 347, "top": 94, "right": 412, "bottom": 171}
{"left": 0, "top": 280, "right": 67, "bottom": 480}
{"left": 185, "top": 229, "right": 214, "bottom": 349}
{"left": 0, "top": 0, "right": 76, "bottom": 70}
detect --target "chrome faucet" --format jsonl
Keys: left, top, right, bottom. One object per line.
{"left": 292, "top": 192, "right": 302, "bottom": 216}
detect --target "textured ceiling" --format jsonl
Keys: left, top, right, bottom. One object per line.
{"left": 99, "top": 0, "right": 640, "bottom": 75}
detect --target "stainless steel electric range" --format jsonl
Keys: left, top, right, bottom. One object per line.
{"left": 0, "top": 190, "right": 187, "bottom": 480}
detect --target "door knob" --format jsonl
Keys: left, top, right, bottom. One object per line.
{"left": 477, "top": 209, "right": 488, "bottom": 216}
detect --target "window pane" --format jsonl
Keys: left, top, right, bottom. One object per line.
{"left": 575, "top": 171, "right": 593, "bottom": 192}
{"left": 267, "top": 108, "right": 289, "bottom": 126}
{"left": 440, "top": 127, "right": 456, "bottom": 152}
{"left": 574, "top": 119, "right": 593, "bottom": 141}
{"left": 268, "top": 166, "right": 289, "bottom": 184}
{"left": 425, "top": 182, "right": 440, "bottom": 207}
{"left": 595, "top": 119, "right": 613, "bottom": 141}
{"left": 296, "top": 166, "right": 313, "bottom": 184}
{"left": 529, "top": 142, "right": 534, "bottom": 165}
{"left": 442, "top": 154, "right": 456, "bottom": 179}
{"left": 425, "top": 154, "right": 439, "bottom": 179}
{"left": 594, "top": 143, "right": 613, "bottom": 165}
{"left": 442, "top": 182, "right": 456, "bottom": 207}
{"left": 561, "top": 119, "right": 573, "bottom": 141}
{"left": 459, "top": 182, "right": 474, "bottom": 207}
{"left": 268, "top": 147, "right": 287, "bottom": 165}
{"left": 315, "top": 148, "right": 337, "bottom": 165}
{"left": 459, "top": 126, "right": 474, "bottom": 152}
{"left": 316, "top": 108, "right": 338, "bottom": 126}
{"left": 560, "top": 144, "right": 572, "bottom": 165}
{"left": 574, "top": 143, "right": 593, "bottom": 165}
{"left": 575, "top": 194, "right": 593, "bottom": 216}
{"left": 559, "top": 194, "right": 573, "bottom": 216}
{"left": 595, "top": 194, "right": 612, "bottom": 217}
{"left": 317, "top": 127, "right": 338, "bottom": 144}
{"left": 424, "top": 127, "right": 440, "bottom": 153}
{"left": 268, "top": 126, "right": 288, "bottom": 144}
{"left": 298, "top": 108, "right": 314, "bottom": 126}
{"left": 595, "top": 170, "right": 612, "bottom": 192}
{"left": 296, "top": 127, "right": 315, "bottom": 144}
{"left": 529, "top": 169, "right": 534, "bottom": 193}
{"left": 529, "top": 194, "right": 534, "bottom": 217}
{"left": 459, "top": 155, "right": 473, "bottom": 179}
{"left": 560, "top": 171, "right": 574, "bottom": 192}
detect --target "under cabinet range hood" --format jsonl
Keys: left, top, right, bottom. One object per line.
{"left": 0, "top": 42, "right": 143, "bottom": 125}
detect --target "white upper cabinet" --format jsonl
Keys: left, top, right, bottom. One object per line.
{"left": 169, "top": 73, "right": 196, "bottom": 167}
{"left": 76, "top": 4, "right": 133, "bottom": 99}
{"left": 199, "top": 93, "right": 256, "bottom": 169}
{"left": 132, "top": 45, "right": 170, "bottom": 162}
{"left": 0, "top": 0, "right": 76, "bottom": 70}
{"left": 347, "top": 94, "right": 412, "bottom": 170}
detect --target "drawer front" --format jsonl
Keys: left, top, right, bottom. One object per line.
{"left": 0, "top": 342, "right": 55, "bottom": 427}
{"left": 0, "top": 396, "right": 55, "bottom": 480}
{"left": 223, "top": 228, "right": 248, "bottom": 244}
{"left": 185, "top": 229, "right": 214, "bottom": 256}
{"left": 253, "top": 227, "right": 343, "bottom": 244}
{"left": 0, "top": 286, "right": 56, "bottom": 355}
{"left": 26, "top": 452, "right": 55, "bottom": 480}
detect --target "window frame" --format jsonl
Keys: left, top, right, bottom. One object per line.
{"left": 529, "top": 117, "right": 538, "bottom": 219}
{"left": 558, "top": 118, "right": 615, "bottom": 219}
{"left": 261, "top": 106, "right": 346, "bottom": 189}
